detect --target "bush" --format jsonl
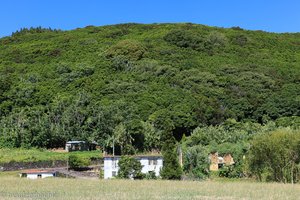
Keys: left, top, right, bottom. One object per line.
{"left": 218, "top": 165, "right": 242, "bottom": 178}
{"left": 68, "top": 155, "right": 91, "bottom": 170}
{"left": 117, "top": 156, "right": 144, "bottom": 179}
{"left": 205, "top": 31, "right": 227, "bottom": 48}
{"left": 164, "top": 29, "right": 204, "bottom": 50}
{"left": 111, "top": 55, "right": 133, "bottom": 71}
{"left": 183, "top": 145, "right": 210, "bottom": 179}
{"left": 106, "top": 39, "right": 146, "bottom": 61}
{"left": 231, "top": 34, "right": 248, "bottom": 46}
{"left": 248, "top": 129, "right": 300, "bottom": 183}
{"left": 145, "top": 171, "right": 157, "bottom": 180}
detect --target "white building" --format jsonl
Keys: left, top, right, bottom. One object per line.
{"left": 19, "top": 170, "right": 56, "bottom": 179}
{"left": 104, "top": 155, "right": 163, "bottom": 179}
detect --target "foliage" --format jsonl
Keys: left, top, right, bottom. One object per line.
{"left": 144, "top": 171, "right": 157, "bottom": 180}
{"left": 183, "top": 145, "right": 210, "bottom": 179}
{"left": 0, "top": 148, "right": 101, "bottom": 164}
{"left": 141, "top": 121, "right": 161, "bottom": 151}
{"left": 113, "top": 123, "right": 135, "bottom": 155}
{"left": 106, "top": 39, "right": 146, "bottom": 61}
{"left": 68, "top": 154, "right": 91, "bottom": 170}
{"left": 117, "top": 156, "right": 144, "bottom": 179}
{"left": 164, "top": 29, "right": 205, "bottom": 50}
{"left": 160, "top": 132, "right": 182, "bottom": 180}
{"left": 0, "top": 23, "right": 299, "bottom": 156}
{"left": 248, "top": 129, "right": 300, "bottom": 183}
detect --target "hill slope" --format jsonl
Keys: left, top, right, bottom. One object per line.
{"left": 0, "top": 23, "right": 299, "bottom": 148}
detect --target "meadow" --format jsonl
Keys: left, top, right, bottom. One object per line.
{"left": 0, "top": 175, "right": 299, "bottom": 200}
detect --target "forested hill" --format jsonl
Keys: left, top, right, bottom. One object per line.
{"left": 0, "top": 23, "right": 299, "bottom": 148}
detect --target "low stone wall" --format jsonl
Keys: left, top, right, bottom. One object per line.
{"left": 0, "top": 160, "right": 67, "bottom": 171}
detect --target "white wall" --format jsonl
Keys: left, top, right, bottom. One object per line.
{"left": 104, "top": 157, "right": 163, "bottom": 179}
{"left": 23, "top": 173, "right": 55, "bottom": 179}
{"left": 140, "top": 158, "right": 163, "bottom": 176}
{"left": 104, "top": 158, "right": 119, "bottom": 179}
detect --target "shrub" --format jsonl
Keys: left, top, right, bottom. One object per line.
{"left": 218, "top": 165, "right": 242, "bottom": 178}
{"left": 106, "top": 39, "right": 146, "bottom": 61}
{"left": 117, "top": 156, "right": 144, "bottom": 179}
{"left": 205, "top": 31, "right": 227, "bottom": 48}
{"left": 231, "top": 34, "right": 248, "bottom": 46}
{"left": 231, "top": 26, "right": 244, "bottom": 31}
{"left": 68, "top": 155, "right": 91, "bottom": 170}
{"left": 111, "top": 55, "right": 133, "bottom": 71}
{"left": 183, "top": 145, "right": 210, "bottom": 179}
{"left": 164, "top": 29, "right": 204, "bottom": 50}
{"left": 247, "top": 129, "right": 300, "bottom": 183}
{"left": 145, "top": 171, "right": 157, "bottom": 180}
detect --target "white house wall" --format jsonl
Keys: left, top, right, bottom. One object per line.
{"left": 41, "top": 173, "right": 55, "bottom": 178}
{"left": 139, "top": 158, "right": 163, "bottom": 176}
{"left": 104, "top": 158, "right": 119, "bottom": 179}
{"left": 104, "top": 157, "right": 163, "bottom": 179}
{"left": 25, "top": 173, "right": 55, "bottom": 179}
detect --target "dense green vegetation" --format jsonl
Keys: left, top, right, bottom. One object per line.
{"left": 68, "top": 154, "right": 91, "bottom": 170}
{"left": 0, "top": 23, "right": 299, "bottom": 181}
{"left": 248, "top": 129, "right": 300, "bottom": 183}
{"left": 181, "top": 119, "right": 300, "bottom": 182}
{"left": 160, "top": 131, "right": 182, "bottom": 180}
{"left": 0, "top": 148, "right": 101, "bottom": 164}
{"left": 117, "top": 155, "right": 144, "bottom": 179}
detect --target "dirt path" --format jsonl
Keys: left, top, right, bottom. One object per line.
{"left": 56, "top": 167, "right": 100, "bottom": 179}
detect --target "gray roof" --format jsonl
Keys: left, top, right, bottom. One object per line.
{"left": 104, "top": 155, "right": 163, "bottom": 159}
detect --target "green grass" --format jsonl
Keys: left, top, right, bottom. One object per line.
{"left": 0, "top": 148, "right": 102, "bottom": 164}
{"left": 0, "top": 176, "right": 299, "bottom": 200}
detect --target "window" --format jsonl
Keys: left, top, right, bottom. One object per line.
{"left": 148, "top": 159, "right": 158, "bottom": 165}
{"left": 112, "top": 159, "right": 118, "bottom": 168}
{"left": 112, "top": 171, "right": 117, "bottom": 177}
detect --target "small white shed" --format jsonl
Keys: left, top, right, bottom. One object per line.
{"left": 103, "top": 155, "right": 163, "bottom": 179}
{"left": 20, "top": 170, "right": 56, "bottom": 179}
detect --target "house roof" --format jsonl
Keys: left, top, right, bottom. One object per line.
{"left": 20, "top": 169, "right": 56, "bottom": 174}
{"left": 104, "top": 154, "right": 163, "bottom": 159}
{"left": 66, "top": 141, "right": 86, "bottom": 144}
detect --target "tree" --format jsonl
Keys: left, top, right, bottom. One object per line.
{"left": 164, "top": 29, "right": 204, "bottom": 50}
{"left": 184, "top": 145, "right": 210, "bottom": 179}
{"left": 106, "top": 39, "right": 146, "bottom": 61}
{"left": 248, "top": 129, "right": 300, "bottom": 183}
{"left": 113, "top": 123, "right": 134, "bottom": 155}
{"left": 117, "top": 156, "right": 144, "bottom": 179}
{"left": 160, "top": 131, "right": 182, "bottom": 180}
{"left": 142, "top": 121, "right": 161, "bottom": 151}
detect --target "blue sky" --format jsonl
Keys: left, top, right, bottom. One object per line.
{"left": 1, "top": 0, "right": 300, "bottom": 37}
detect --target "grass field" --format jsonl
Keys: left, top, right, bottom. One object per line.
{"left": 0, "top": 148, "right": 101, "bottom": 164}
{"left": 0, "top": 175, "right": 299, "bottom": 200}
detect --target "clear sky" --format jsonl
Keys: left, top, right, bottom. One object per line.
{"left": 1, "top": 0, "right": 300, "bottom": 37}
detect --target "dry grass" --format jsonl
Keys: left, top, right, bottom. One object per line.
{"left": 0, "top": 176, "right": 299, "bottom": 200}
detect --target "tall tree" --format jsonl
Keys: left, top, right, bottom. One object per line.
{"left": 160, "top": 131, "right": 182, "bottom": 180}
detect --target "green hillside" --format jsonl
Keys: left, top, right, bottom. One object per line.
{"left": 0, "top": 23, "right": 299, "bottom": 149}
